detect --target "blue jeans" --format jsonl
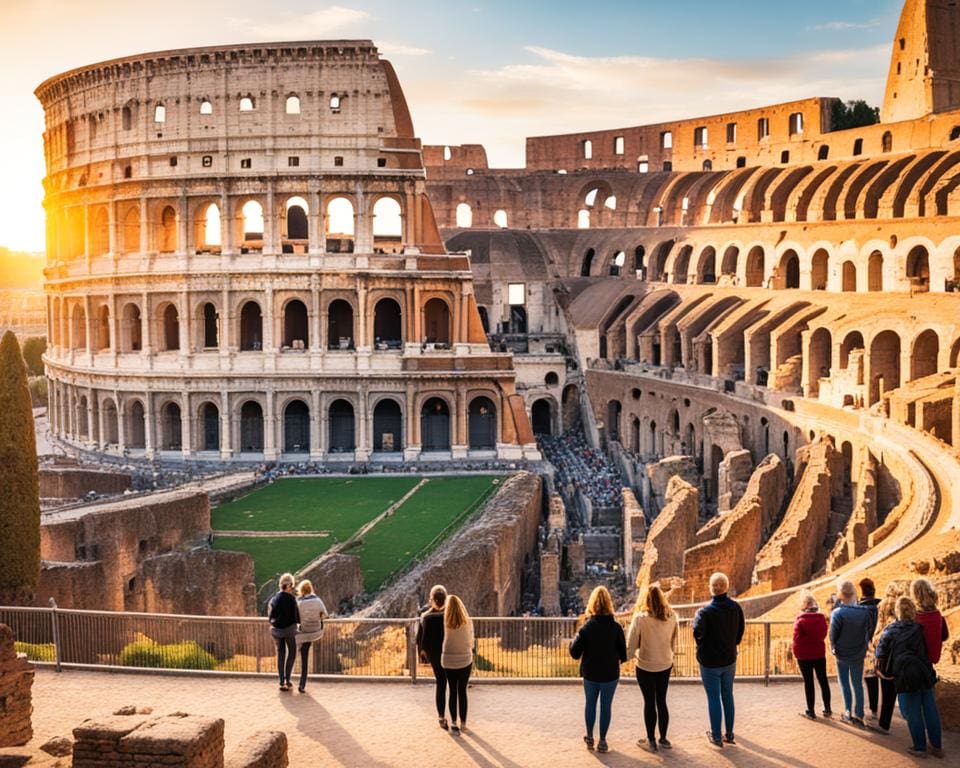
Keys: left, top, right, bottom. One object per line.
{"left": 835, "top": 659, "right": 864, "bottom": 719}
{"left": 898, "top": 689, "right": 942, "bottom": 752}
{"left": 699, "top": 663, "right": 735, "bottom": 739}
{"left": 583, "top": 679, "right": 618, "bottom": 739}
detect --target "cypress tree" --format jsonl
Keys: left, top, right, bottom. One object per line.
{"left": 0, "top": 331, "right": 40, "bottom": 605}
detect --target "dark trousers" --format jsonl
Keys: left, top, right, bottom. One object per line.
{"left": 636, "top": 667, "right": 671, "bottom": 741}
{"left": 444, "top": 664, "right": 472, "bottom": 724}
{"left": 274, "top": 634, "right": 296, "bottom": 684}
{"left": 878, "top": 677, "right": 897, "bottom": 730}
{"left": 430, "top": 658, "right": 448, "bottom": 718}
{"left": 298, "top": 641, "right": 312, "bottom": 690}
{"left": 798, "top": 658, "right": 831, "bottom": 713}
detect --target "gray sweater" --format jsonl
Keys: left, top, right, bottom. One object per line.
{"left": 441, "top": 620, "right": 474, "bottom": 669}
{"left": 296, "top": 594, "right": 328, "bottom": 645}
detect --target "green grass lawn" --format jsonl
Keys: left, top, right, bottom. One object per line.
{"left": 213, "top": 536, "right": 335, "bottom": 589}
{"left": 212, "top": 476, "right": 420, "bottom": 533}
{"left": 352, "top": 476, "right": 500, "bottom": 592}
{"left": 212, "top": 475, "right": 501, "bottom": 595}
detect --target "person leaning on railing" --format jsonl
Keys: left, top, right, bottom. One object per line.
{"left": 416, "top": 584, "right": 449, "bottom": 730}
{"left": 267, "top": 573, "right": 300, "bottom": 692}
{"left": 295, "top": 580, "right": 327, "bottom": 694}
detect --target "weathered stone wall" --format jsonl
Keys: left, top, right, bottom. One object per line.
{"left": 38, "top": 560, "right": 107, "bottom": 609}
{"left": 622, "top": 488, "right": 646, "bottom": 581}
{"left": 134, "top": 549, "right": 256, "bottom": 617}
{"left": 39, "top": 466, "right": 132, "bottom": 499}
{"left": 645, "top": 456, "right": 699, "bottom": 512}
{"left": 717, "top": 449, "right": 753, "bottom": 514}
{"left": 72, "top": 713, "right": 225, "bottom": 768}
{"left": 365, "top": 472, "right": 542, "bottom": 617}
{"left": 827, "top": 449, "right": 879, "bottom": 572}
{"left": 753, "top": 439, "right": 838, "bottom": 591}
{"left": 0, "top": 624, "right": 34, "bottom": 747}
{"left": 683, "top": 454, "right": 786, "bottom": 601}
{"left": 297, "top": 553, "right": 363, "bottom": 614}
{"left": 636, "top": 477, "right": 698, "bottom": 591}
{"left": 225, "top": 731, "right": 288, "bottom": 768}
{"left": 539, "top": 532, "right": 561, "bottom": 616}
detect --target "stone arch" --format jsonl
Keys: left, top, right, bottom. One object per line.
{"left": 282, "top": 299, "right": 309, "bottom": 348}
{"left": 808, "top": 327, "right": 832, "bottom": 397}
{"left": 283, "top": 399, "right": 310, "bottom": 453}
{"left": 468, "top": 396, "right": 498, "bottom": 449}
{"left": 672, "top": 245, "right": 692, "bottom": 284}
{"left": 580, "top": 248, "right": 595, "bottom": 277}
{"left": 158, "top": 205, "right": 177, "bottom": 253}
{"left": 121, "top": 302, "right": 142, "bottom": 352}
{"left": 159, "top": 302, "right": 180, "bottom": 351}
{"left": 373, "top": 397, "right": 403, "bottom": 452}
{"left": 127, "top": 400, "right": 146, "bottom": 448}
{"left": 160, "top": 401, "right": 183, "bottom": 450}
{"left": 695, "top": 246, "right": 717, "bottom": 284}
{"left": 122, "top": 206, "right": 140, "bottom": 254}
{"left": 810, "top": 248, "right": 829, "bottom": 290}
{"left": 906, "top": 244, "right": 930, "bottom": 290}
{"left": 198, "top": 402, "right": 220, "bottom": 452}
{"left": 373, "top": 195, "right": 403, "bottom": 241}
{"left": 239, "top": 301, "right": 263, "bottom": 351}
{"left": 326, "top": 196, "right": 355, "bottom": 250}
{"left": 90, "top": 207, "right": 110, "bottom": 256}
{"left": 374, "top": 298, "right": 403, "bottom": 347}
{"left": 102, "top": 398, "right": 119, "bottom": 445}
{"left": 869, "top": 330, "right": 901, "bottom": 405}
{"left": 423, "top": 297, "right": 451, "bottom": 344}
{"left": 775, "top": 249, "right": 800, "bottom": 289}
{"left": 198, "top": 301, "right": 219, "bottom": 348}
{"left": 421, "top": 396, "right": 451, "bottom": 450}
{"left": 239, "top": 199, "right": 264, "bottom": 250}
{"left": 94, "top": 304, "right": 111, "bottom": 352}
{"left": 608, "top": 250, "right": 626, "bottom": 277}
{"left": 950, "top": 337, "right": 960, "bottom": 367}
{"left": 868, "top": 250, "right": 884, "bottom": 291}
{"left": 910, "top": 329, "right": 939, "bottom": 381}
{"left": 840, "top": 330, "right": 865, "bottom": 370}
{"left": 239, "top": 401, "right": 264, "bottom": 452}
{"left": 633, "top": 245, "right": 646, "bottom": 274}
{"left": 841, "top": 260, "right": 857, "bottom": 292}
{"left": 606, "top": 399, "right": 622, "bottom": 442}
{"left": 327, "top": 299, "right": 354, "bottom": 349}
{"left": 649, "top": 240, "right": 675, "bottom": 282}
{"left": 328, "top": 399, "right": 355, "bottom": 452}
{"left": 284, "top": 196, "right": 309, "bottom": 242}
{"left": 531, "top": 398, "right": 553, "bottom": 436}
{"left": 455, "top": 202, "right": 472, "bottom": 228}
{"left": 195, "top": 202, "right": 221, "bottom": 250}
{"left": 720, "top": 245, "right": 739, "bottom": 277}
{"left": 745, "top": 245, "right": 765, "bottom": 287}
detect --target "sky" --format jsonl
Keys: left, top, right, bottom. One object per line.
{"left": 0, "top": 0, "right": 905, "bottom": 252}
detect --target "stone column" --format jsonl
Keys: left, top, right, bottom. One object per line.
{"left": 220, "top": 192, "right": 233, "bottom": 256}
{"left": 354, "top": 190, "right": 372, "bottom": 254}
{"left": 116, "top": 395, "right": 126, "bottom": 452}
{"left": 308, "top": 191, "right": 321, "bottom": 254}
{"left": 264, "top": 389, "right": 277, "bottom": 460}
{"left": 266, "top": 182, "right": 279, "bottom": 255}
{"left": 404, "top": 187, "right": 415, "bottom": 247}
{"left": 219, "top": 390, "right": 232, "bottom": 460}
{"left": 319, "top": 396, "right": 328, "bottom": 455}
{"left": 83, "top": 204, "right": 91, "bottom": 272}
{"left": 178, "top": 193, "right": 189, "bottom": 255}
{"left": 355, "top": 387, "right": 370, "bottom": 460}
{"left": 263, "top": 283, "right": 275, "bottom": 363}
{"left": 139, "top": 196, "right": 149, "bottom": 255}
{"left": 144, "top": 393, "right": 156, "bottom": 458}
{"left": 310, "top": 277, "right": 321, "bottom": 352}
{"left": 357, "top": 284, "right": 368, "bottom": 349}
{"left": 96, "top": 391, "right": 105, "bottom": 449}
{"left": 181, "top": 392, "right": 193, "bottom": 457}
{"left": 220, "top": 284, "right": 231, "bottom": 356}
{"left": 310, "top": 389, "right": 322, "bottom": 459}
{"left": 453, "top": 386, "right": 468, "bottom": 458}
{"left": 107, "top": 201, "right": 117, "bottom": 256}
{"left": 178, "top": 289, "right": 190, "bottom": 356}
{"left": 141, "top": 291, "right": 152, "bottom": 356}
{"left": 58, "top": 299, "right": 66, "bottom": 356}
{"left": 413, "top": 284, "right": 422, "bottom": 342}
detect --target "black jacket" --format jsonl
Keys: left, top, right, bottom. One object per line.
{"left": 693, "top": 594, "right": 745, "bottom": 668}
{"left": 875, "top": 619, "right": 937, "bottom": 694}
{"left": 267, "top": 590, "right": 300, "bottom": 630}
{"left": 417, "top": 609, "right": 445, "bottom": 665}
{"left": 569, "top": 614, "right": 627, "bottom": 682}
{"left": 858, "top": 597, "right": 880, "bottom": 640}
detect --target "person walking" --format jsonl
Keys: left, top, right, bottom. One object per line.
{"left": 570, "top": 585, "right": 627, "bottom": 754}
{"left": 416, "top": 584, "right": 449, "bottom": 729}
{"left": 267, "top": 572, "right": 300, "bottom": 691}
{"left": 295, "top": 579, "right": 327, "bottom": 693}
{"left": 792, "top": 590, "right": 831, "bottom": 719}
{"left": 829, "top": 579, "right": 871, "bottom": 726}
{"left": 441, "top": 595, "right": 474, "bottom": 736}
{"left": 858, "top": 578, "right": 881, "bottom": 720}
{"left": 692, "top": 572, "right": 745, "bottom": 748}
{"left": 876, "top": 596, "right": 943, "bottom": 759}
{"left": 870, "top": 582, "right": 903, "bottom": 733}
{"left": 912, "top": 578, "right": 950, "bottom": 667}
{"left": 626, "top": 584, "right": 677, "bottom": 752}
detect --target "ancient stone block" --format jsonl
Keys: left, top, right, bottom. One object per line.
{"left": 225, "top": 731, "right": 288, "bottom": 768}
{"left": 717, "top": 449, "right": 753, "bottom": 514}
{"left": 646, "top": 456, "right": 699, "bottom": 510}
{"left": 0, "top": 624, "right": 35, "bottom": 748}
{"left": 636, "top": 477, "right": 698, "bottom": 590}
{"left": 297, "top": 553, "right": 363, "bottom": 612}
{"left": 539, "top": 540, "right": 561, "bottom": 616}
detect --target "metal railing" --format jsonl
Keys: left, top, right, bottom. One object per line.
{"left": 0, "top": 603, "right": 814, "bottom": 682}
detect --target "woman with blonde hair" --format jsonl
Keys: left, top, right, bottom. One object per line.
{"left": 266, "top": 572, "right": 299, "bottom": 691}
{"left": 626, "top": 584, "right": 678, "bottom": 752}
{"left": 441, "top": 595, "right": 474, "bottom": 735}
{"left": 416, "top": 585, "right": 449, "bottom": 729}
{"left": 295, "top": 579, "right": 327, "bottom": 693}
{"left": 792, "top": 590, "right": 831, "bottom": 720}
{"left": 570, "top": 585, "right": 627, "bottom": 754}
{"left": 912, "top": 578, "right": 950, "bottom": 666}
{"left": 869, "top": 582, "right": 902, "bottom": 732}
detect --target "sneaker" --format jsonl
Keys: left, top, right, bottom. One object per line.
{"left": 801, "top": 710, "right": 817, "bottom": 720}
{"left": 852, "top": 717, "right": 865, "bottom": 728}
{"left": 297, "top": 685, "right": 305, "bottom": 693}
{"left": 597, "top": 740, "right": 609, "bottom": 754}
{"left": 724, "top": 734, "right": 736, "bottom": 745}
{"left": 583, "top": 736, "right": 594, "bottom": 751}
{"left": 450, "top": 725, "right": 461, "bottom": 736}
{"left": 907, "top": 747, "right": 928, "bottom": 759}
{"left": 706, "top": 731, "right": 723, "bottom": 748}
{"left": 823, "top": 709, "right": 833, "bottom": 718}
{"left": 658, "top": 738, "right": 672, "bottom": 750}
{"left": 438, "top": 718, "right": 449, "bottom": 730}
{"left": 645, "top": 738, "right": 658, "bottom": 753}
{"left": 841, "top": 713, "right": 853, "bottom": 724}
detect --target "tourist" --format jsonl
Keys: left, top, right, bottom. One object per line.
{"left": 792, "top": 590, "right": 831, "bottom": 719}
{"left": 570, "top": 585, "right": 627, "bottom": 754}
{"left": 912, "top": 578, "right": 950, "bottom": 666}
{"left": 267, "top": 572, "right": 300, "bottom": 691}
{"left": 871, "top": 582, "right": 904, "bottom": 733}
{"left": 857, "top": 577, "right": 881, "bottom": 719}
{"left": 875, "top": 596, "right": 943, "bottom": 758}
{"left": 441, "top": 594, "right": 474, "bottom": 735}
{"left": 626, "top": 584, "right": 677, "bottom": 752}
{"left": 829, "top": 579, "right": 871, "bottom": 726}
{"left": 416, "top": 584, "right": 449, "bottom": 729}
{"left": 693, "top": 572, "right": 745, "bottom": 748}
{"left": 295, "top": 579, "right": 327, "bottom": 693}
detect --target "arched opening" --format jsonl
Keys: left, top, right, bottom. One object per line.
{"left": 606, "top": 400, "right": 622, "bottom": 442}
{"left": 71, "top": 305, "right": 87, "bottom": 350}
{"left": 545, "top": 372, "right": 559, "bottom": 386}
{"left": 200, "top": 403, "right": 219, "bottom": 452}
{"left": 122, "top": 304, "right": 142, "bottom": 352}
{"left": 159, "top": 206, "right": 177, "bottom": 253}
{"left": 201, "top": 302, "right": 219, "bottom": 348}
{"left": 373, "top": 197, "right": 403, "bottom": 252}
{"left": 128, "top": 401, "right": 146, "bottom": 448}
{"left": 421, "top": 397, "right": 451, "bottom": 450}
{"left": 633, "top": 246, "right": 646, "bottom": 275}
{"left": 122, "top": 207, "right": 140, "bottom": 255}
{"left": 562, "top": 384, "right": 580, "bottom": 430}
{"left": 870, "top": 330, "right": 901, "bottom": 405}
{"left": 468, "top": 396, "right": 497, "bottom": 449}
{"left": 161, "top": 304, "right": 180, "bottom": 351}
{"left": 882, "top": 131, "right": 893, "bottom": 153}
{"left": 283, "top": 300, "right": 309, "bottom": 348}
{"left": 75, "top": 395, "right": 89, "bottom": 439}
{"left": 811, "top": 249, "right": 829, "bottom": 290}
{"left": 840, "top": 331, "right": 865, "bottom": 371}
{"left": 91, "top": 208, "right": 110, "bottom": 256}
{"left": 580, "top": 248, "right": 595, "bottom": 277}
{"left": 160, "top": 402, "right": 182, "bottom": 450}
{"left": 531, "top": 399, "right": 553, "bottom": 436}
{"left": 951, "top": 337, "right": 960, "bottom": 367}
{"left": 911, "top": 330, "right": 939, "bottom": 381}
{"left": 808, "top": 327, "right": 832, "bottom": 397}
{"left": 374, "top": 298, "right": 402, "bottom": 348}
{"left": 777, "top": 250, "right": 800, "bottom": 289}
{"left": 285, "top": 95, "right": 301, "bottom": 114}
{"left": 649, "top": 421, "right": 659, "bottom": 458}
{"left": 239, "top": 301, "right": 263, "bottom": 351}
{"left": 423, "top": 298, "right": 451, "bottom": 344}
{"left": 283, "top": 400, "right": 310, "bottom": 453}
{"left": 841, "top": 261, "right": 857, "bottom": 292}
{"left": 609, "top": 251, "right": 626, "bottom": 277}
{"left": 906, "top": 245, "right": 930, "bottom": 291}
{"left": 199, "top": 99, "right": 213, "bottom": 115}
{"left": 326, "top": 197, "right": 355, "bottom": 252}
{"left": 200, "top": 203, "right": 221, "bottom": 249}
{"left": 720, "top": 245, "right": 739, "bottom": 277}
{"left": 455, "top": 202, "right": 473, "bottom": 228}
{"left": 631, "top": 417, "right": 641, "bottom": 453}
{"left": 685, "top": 423, "right": 696, "bottom": 456}
{"left": 329, "top": 399, "right": 356, "bottom": 452}
{"left": 373, "top": 399, "right": 403, "bottom": 452}
{"left": 745, "top": 246, "right": 765, "bottom": 286}
{"left": 241, "top": 200, "right": 264, "bottom": 251}
{"left": 239, "top": 401, "right": 264, "bottom": 452}
{"left": 696, "top": 246, "right": 716, "bottom": 284}
{"left": 285, "top": 197, "right": 308, "bottom": 242}
{"left": 493, "top": 209, "right": 508, "bottom": 228}
{"left": 95, "top": 305, "right": 111, "bottom": 351}
{"left": 672, "top": 246, "right": 692, "bottom": 284}
{"left": 510, "top": 305, "right": 528, "bottom": 334}
{"left": 577, "top": 209, "right": 590, "bottom": 229}
{"left": 327, "top": 299, "right": 354, "bottom": 349}
{"left": 868, "top": 251, "right": 884, "bottom": 291}
{"left": 101, "top": 399, "right": 118, "bottom": 445}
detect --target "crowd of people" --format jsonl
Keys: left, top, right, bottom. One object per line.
{"left": 265, "top": 570, "right": 950, "bottom": 759}
{"left": 539, "top": 430, "right": 623, "bottom": 512}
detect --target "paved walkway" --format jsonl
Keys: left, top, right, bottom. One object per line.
{"left": 19, "top": 669, "right": 957, "bottom": 766}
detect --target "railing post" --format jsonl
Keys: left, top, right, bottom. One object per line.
{"left": 407, "top": 620, "right": 418, "bottom": 684}
{"left": 48, "top": 597, "right": 62, "bottom": 673}
{"left": 763, "top": 622, "right": 771, "bottom": 686}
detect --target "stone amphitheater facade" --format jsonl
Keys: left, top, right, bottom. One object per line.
{"left": 37, "top": 41, "right": 538, "bottom": 463}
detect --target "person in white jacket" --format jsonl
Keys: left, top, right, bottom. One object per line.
{"left": 626, "top": 585, "right": 678, "bottom": 752}
{"left": 441, "top": 595, "right": 474, "bottom": 735}
{"left": 296, "top": 579, "right": 328, "bottom": 693}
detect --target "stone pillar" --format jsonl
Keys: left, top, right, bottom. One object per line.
{"left": 453, "top": 386, "right": 468, "bottom": 458}
{"left": 141, "top": 290, "right": 152, "bottom": 356}
{"left": 263, "top": 283, "right": 275, "bottom": 360}
{"left": 117, "top": 395, "right": 126, "bottom": 452}
{"left": 96, "top": 392, "right": 106, "bottom": 449}
{"left": 107, "top": 201, "right": 117, "bottom": 256}
{"left": 413, "top": 284, "right": 422, "bottom": 342}
{"left": 356, "top": 387, "right": 370, "bottom": 460}
{"left": 83, "top": 294, "right": 92, "bottom": 354}
{"left": 310, "top": 389, "right": 322, "bottom": 459}
{"left": 354, "top": 190, "right": 372, "bottom": 254}
{"left": 139, "top": 195, "right": 149, "bottom": 255}
{"left": 308, "top": 190, "right": 321, "bottom": 254}
{"left": 0, "top": 624, "right": 34, "bottom": 747}
{"left": 266, "top": 182, "right": 278, "bottom": 254}
{"left": 83, "top": 204, "right": 91, "bottom": 271}
{"left": 539, "top": 538, "right": 561, "bottom": 616}
{"left": 220, "top": 192, "right": 233, "bottom": 256}
{"left": 144, "top": 393, "right": 156, "bottom": 458}
{"left": 404, "top": 187, "right": 415, "bottom": 247}
{"left": 220, "top": 284, "right": 231, "bottom": 355}
{"left": 317, "top": 192, "right": 327, "bottom": 254}
{"left": 178, "top": 192, "right": 189, "bottom": 255}
{"left": 219, "top": 390, "right": 232, "bottom": 460}
{"left": 357, "top": 284, "right": 368, "bottom": 349}
{"left": 264, "top": 388, "right": 277, "bottom": 460}
{"left": 310, "top": 277, "right": 321, "bottom": 352}
{"left": 182, "top": 392, "right": 193, "bottom": 457}
{"left": 178, "top": 289, "right": 190, "bottom": 356}
{"left": 58, "top": 299, "right": 67, "bottom": 355}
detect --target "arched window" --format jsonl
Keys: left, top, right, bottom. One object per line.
{"left": 455, "top": 202, "right": 473, "bottom": 228}
{"left": 329, "top": 399, "right": 355, "bottom": 452}
{"left": 159, "top": 206, "right": 177, "bottom": 253}
{"left": 869, "top": 330, "right": 901, "bottom": 405}
{"left": 545, "top": 372, "right": 559, "bottom": 386}
{"left": 199, "top": 99, "right": 213, "bottom": 115}
{"left": 811, "top": 249, "right": 829, "bottom": 290}
{"left": 239, "top": 301, "right": 263, "bottom": 351}
{"left": 128, "top": 401, "right": 146, "bottom": 448}
{"left": 910, "top": 330, "right": 939, "bottom": 381}
{"left": 577, "top": 209, "right": 590, "bottom": 229}
{"left": 241, "top": 200, "right": 264, "bottom": 248}
{"left": 154, "top": 103, "right": 166, "bottom": 123}
{"left": 583, "top": 139, "right": 593, "bottom": 159}
{"left": 494, "top": 209, "right": 508, "bottom": 228}
{"left": 96, "top": 305, "right": 110, "bottom": 351}
{"left": 818, "top": 145, "right": 830, "bottom": 161}
{"left": 531, "top": 399, "right": 552, "bottom": 436}
{"left": 102, "top": 399, "right": 119, "bottom": 445}
{"left": 285, "top": 95, "right": 301, "bottom": 114}
{"left": 283, "top": 300, "right": 309, "bottom": 348}
{"left": 510, "top": 305, "right": 527, "bottom": 334}
{"left": 122, "top": 105, "right": 133, "bottom": 131}
{"left": 580, "top": 248, "right": 595, "bottom": 277}
{"left": 906, "top": 245, "right": 930, "bottom": 290}
{"left": 122, "top": 303, "right": 142, "bottom": 352}
{"left": 609, "top": 251, "right": 626, "bottom": 277}
{"left": 160, "top": 402, "right": 182, "bottom": 450}
{"left": 201, "top": 203, "right": 221, "bottom": 248}
{"left": 468, "top": 396, "right": 497, "bottom": 449}
{"left": 423, "top": 298, "right": 451, "bottom": 344}
{"left": 842, "top": 261, "right": 857, "bottom": 292}
{"left": 373, "top": 399, "right": 402, "bottom": 451}
{"left": 374, "top": 298, "right": 402, "bottom": 347}
{"left": 420, "top": 397, "right": 451, "bottom": 451}
{"left": 882, "top": 132, "right": 893, "bottom": 153}
{"left": 283, "top": 400, "right": 310, "bottom": 453}
{"left": 634, "top": 246, "right": 646, "bottom": 274}
{"left": 327, "top": 299, "right": 354, "bottom": 349}
{"left": 200, "top": 403, "right": 219, "bottom": 451}
{"left": 239, "top": 96, "right": 255, "bottom": 112}
{"left": 745, "top": 246, "right": 765, "bottom": 287}
{"left": 285, "top": 197, "right": 308, "bottom": 241}
{"left": 373, "top": 197, "right": 402, "bottom": 239}
{"left": 868, "top": 251, "right": 884, "bottom": 291}
{"left": 326, "top": 198, "right": 354, "bottom": 251}
{"left": 201, "top": 302, "right": 219, "bottom": 348}
{"left": 91, "top": 207, "right": 110, "bottom": 256}
{"left": 122, "top": 207, "right": 140, "bottom": 255}
{"left": 161, "top": 304, "right": 180, "bottom": 351}
{"left": 239, "top": 401, "right": 264, "bottom": 452}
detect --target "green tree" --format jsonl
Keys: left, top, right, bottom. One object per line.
{"left": 21, "top": 336, "right": 46, "bottom": 377}
{"left": 0, "top": 331, "right": 41, "bottom": 605}
{"left": 830, "top": 99, "right": 880, "bottom": 131}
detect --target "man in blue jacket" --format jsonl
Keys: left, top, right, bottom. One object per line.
{"left": 829, "top": 579, "right": 872, "bottom": 726}
{"left": 693, "top": 572, "right": 745, "bottom": 748}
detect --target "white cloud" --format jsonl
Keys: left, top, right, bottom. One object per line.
{"left": 243, "top": 6, "right": 370, "bottom": 40}
{"left": 377, "top": 40, "right": 431, "bottom": 57}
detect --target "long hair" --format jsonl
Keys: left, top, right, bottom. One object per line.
{"left": 444, "top": 594, "right": 468, "bottom": 629}
{"left": 297, "top": 579, "right": 314, "bottom": 596}
{"left": 911, "top": 578, "right": 938, "bottom": 612}
{"left": 586, "top": 586, "right": 614, "bottom": 618}
{"left": 637, "top": 585, "right": 673, "bottom": 621}
{"left": 874, "top": 582, "right": 903, "bottom": 640}
{"left": 895, "top": 595, "right": 917, "bottom": 622}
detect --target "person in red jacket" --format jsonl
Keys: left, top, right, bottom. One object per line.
{"left": 912, "top": 578, "right": 949, "bottom": 665}
{"left": 793, "top": 590, "right": 832, "bottom": 719}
